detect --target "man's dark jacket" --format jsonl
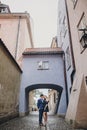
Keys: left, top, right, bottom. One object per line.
{"left": 37, "top": 98, "right": 44, "bottom": 110}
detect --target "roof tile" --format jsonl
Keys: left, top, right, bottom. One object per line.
{"left": 23, "top": 47, "right": 64, "bottom": 55}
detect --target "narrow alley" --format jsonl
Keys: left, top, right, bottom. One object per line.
{"left": 0, "top": 114, "right": 84, "bottom": 130}
{"left": 1, "top": 0, "right": 87, "bottom": 129}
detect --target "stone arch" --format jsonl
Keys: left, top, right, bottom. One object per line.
{"left": 25, "top": 84, "right": 63, "bottom": 92}
{"left": 23, "top": 83, "right": 63, "bottom": 115}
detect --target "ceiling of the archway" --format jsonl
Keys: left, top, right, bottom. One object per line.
{"left": 25, "top": 83, "right": 63, "bottom": 93}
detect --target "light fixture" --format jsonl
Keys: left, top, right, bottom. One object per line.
{"left": 79, "top": 28, "right": 87, "bottom": 49}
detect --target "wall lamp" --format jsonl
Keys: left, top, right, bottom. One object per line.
{"left": 79, "top": 28, "right": 87, "bottom": 49}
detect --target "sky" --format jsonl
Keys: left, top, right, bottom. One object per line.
{"left": 2, "top": 0, "right": 58, "bottom": 47}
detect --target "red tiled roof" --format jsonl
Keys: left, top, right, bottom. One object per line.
{"left": 23, "top": 47, "right": 64, "bottom": 55}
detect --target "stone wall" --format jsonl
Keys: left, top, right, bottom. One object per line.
{"left": 0, "top": 39, "right": 22, "bottom": 123}
{"left": 48, "top": 89, "right": 58, "bottom": 114}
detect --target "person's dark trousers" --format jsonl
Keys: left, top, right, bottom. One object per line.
{"left": 39, "top": 109, "right": 43, "bottom": 124}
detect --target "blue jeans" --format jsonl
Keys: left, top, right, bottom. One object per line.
{"left": 39, "top": 109, "right": 44, "bottom": 124}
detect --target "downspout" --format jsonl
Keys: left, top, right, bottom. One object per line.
{"left": 65, "top": 0, "right": 76, "bottom": 71}
{"left": 63, "top": 53, "right": 68, "bottom": 106}
{"left": 15, "top": 16, "right": 21, "bottom": 60}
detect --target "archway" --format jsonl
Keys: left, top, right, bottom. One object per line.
{"left": 24, "top": 84, "right": 63, "bottom": 115}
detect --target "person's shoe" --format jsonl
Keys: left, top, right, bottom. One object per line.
{"left": 44, "top": 122, "right": 47, "bottom": 127}
{"left": 39, "top": 123, "right": 45, "bottom": 127}
{"left": 44, "top": 124, "right": 46, "bottom": 127}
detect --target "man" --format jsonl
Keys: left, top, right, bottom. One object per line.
{"left": 37, "top": 94, "right": 44, "bottom": 126}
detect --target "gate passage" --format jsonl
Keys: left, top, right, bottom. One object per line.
{"left": 19, "top": 48, "right": 67, "bottom": 116}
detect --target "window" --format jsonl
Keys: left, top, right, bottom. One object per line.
{"left": 0, "top": 8, "right": 8, "bottom": 13}
{"left": 59, "top": 16, "right": 67, "bottom": 47}
{"left": 78, "top": 14, "right": 87, "bottom": 39}
{"left": 77, "top": 13, "right": 87, "bottom": 52}
{"left": 71, "top": 0, "right": 78, "bottom": 8}
{"left": 59, "top": 11, "right": 62, "bottom": 25}
{"left": 62, "top": 16, "right": 67, "bottom": 38}
{"left": 66, "top": 47, "right": 71, "bottom": 70}
{"left": 54, "top": 93, "right": 56, "bottom": 103}
{"left": 85, "top": 76, "right": 87, "bottom": 85}
{"left": 38, "top": 61, "right": 49, "bottom": 70}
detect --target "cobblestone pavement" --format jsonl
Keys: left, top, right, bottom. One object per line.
{"left": 0, "top": 114, "right": 84, "bottom": 130}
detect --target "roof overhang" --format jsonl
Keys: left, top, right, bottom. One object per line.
{"left": 23, "top": 47, "right": 64, "bottom": 55}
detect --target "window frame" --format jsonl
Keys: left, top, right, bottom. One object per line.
{"left": 54, "top": 92, "right": 56, "bottom": 103}
{"left": 66, "top": 46, "right": 71, "bottom": 70}
{"left": 62, "top": 16, "right": 67, "bottom": 38}
{"left": 77, "top": 13, "right": 87, "bottom": 53}
{"left": 37, "top": 61, "right": 49, "bottom": 70}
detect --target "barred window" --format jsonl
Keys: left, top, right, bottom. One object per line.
{"left": 78, "top": 14, "right": 87, "bottom": 39}
{"left": 38, "top": 61, "right": 49, "bottom": 70}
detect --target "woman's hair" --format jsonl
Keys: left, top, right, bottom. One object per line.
{"left": 44, "top": 98, "right": 46, "bottom": 100}
{"left": 44, "top": 95, "right": 48, "bottom": 100}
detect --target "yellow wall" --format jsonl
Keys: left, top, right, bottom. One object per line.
{"left": 0, "top": 41, "right": 21, "bottom": 119}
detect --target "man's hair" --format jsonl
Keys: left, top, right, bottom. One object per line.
{"left": 40, "top": 94, "right": 44, "bottom": 97}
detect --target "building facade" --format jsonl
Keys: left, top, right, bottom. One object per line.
{"left": 0, "top": 3, "right": 34, "bottom": 65}
{"left": 0, "top": 39, "right": 22, "bottom": 123}
{"left": 48, "top": 89, "right": 58, "bottom": 114}
{"left": 58, "top": 0, "right": 87, "bottom": 128}
{"left": 57, "top": 0, "right": 75, "bottom": 102}
{"left": 0, "top": 2, "right": 34, "bottom": 123}
{"left": 19, "top": 48, "right": 67, "bottom": 116}
{"left": 29, "top": 90, "right": 36, "bottom": 112}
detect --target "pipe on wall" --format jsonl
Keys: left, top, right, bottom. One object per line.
{"left": 15, "top": 16, "right": 21, "bottom": 60}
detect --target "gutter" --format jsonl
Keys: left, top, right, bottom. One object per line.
{"left": 26, "top": 16, "right": 34, "bottom": 48}
{"left": 15, "top": 16, "right": 21, "bottom": 60}
{"left": 63, "top": 53, "right": 68, "bottom": 106}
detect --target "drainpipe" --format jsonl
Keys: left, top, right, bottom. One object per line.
{"left": 65, "top": 0, "right": 76, "bottom": 71}
{"left": 15, "top": 16, "right": 21, "bottom": 60}
{"left": 63, "top": 53, "right": 68, "bottom": 106}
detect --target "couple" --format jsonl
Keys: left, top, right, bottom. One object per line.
{"left": 37, "top": 94, "right": 49, "bottom": 127}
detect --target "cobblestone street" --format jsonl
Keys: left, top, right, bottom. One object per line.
{"left": 0, "top": 114, "right": 84, "bottom": 130}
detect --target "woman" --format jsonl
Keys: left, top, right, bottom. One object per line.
{"left": 43, "top": 96, "right": 49, "bottom": 126}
